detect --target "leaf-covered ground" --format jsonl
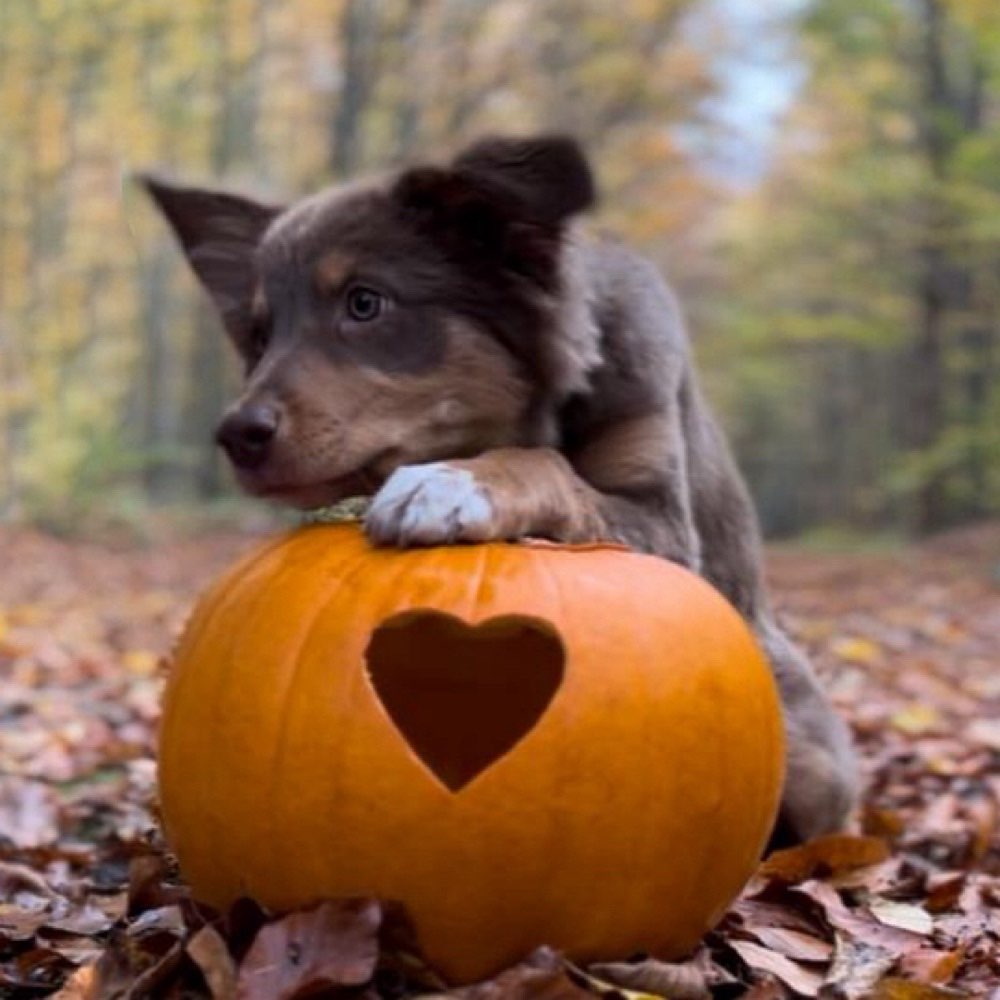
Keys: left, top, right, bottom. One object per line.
{"left": 1, "top": 523, "right": 998, "bottom": 999}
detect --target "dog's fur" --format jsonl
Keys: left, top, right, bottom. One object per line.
{"left": 143, "top": 135, "right": 857, "bottom": 843}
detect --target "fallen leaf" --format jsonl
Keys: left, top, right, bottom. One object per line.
{"left": 0, "top": 861, "right": 57, "bottom": 901}
{"left": 0, "top": 946, "right": 75, "bottom": 992}
{"left": 760, "top": 834, "right": 890, "bottom": 884}
{"left": 127, "top": 853, "right": 182, "bottom": 916}
{"left": 742, "top": 978, "right": 791, "bottom": 1000}
{"left": 831, "top": 636, "right": 882, "bottom": 665}
{"left": 748, "top": 926, "right": 833, "bottom": 963}
{"left": 188, "top": 925, "right": 238, "bottom": 998}
{"left": 44, "top": 903, "right": 116, "bottom": 937}
{"left": 862, "top": 806, "right": 906, "bottom": 838}
{"left": 821, "top": 934, "right": 896, "bottom": 999}
{"left": 792, "top": 880, "right": 925, "bottom": 955}
{"left": 924, "top": 873, "right": 966, "bottom": 913}
{"left": 235, "top": 899, "right": 381, "bottom": 1000}
{"left": 870, "top": 979, "right": 972, "bottom": 999}
{"left": 49, "top": 963, "right": 97, "bottom": 999}
{"left": 898, "top": 946, "right": 962, "bottom": 984}
{"left": 439, "top": 950, "right": 593, "bottom": 1000}
{"left": 729, "top": 940, "right": 824, "bottom": 996}
{"left": 870, "top": 900, "right": 934, "bottom": 935}
{"left": 586, "top": 954, "right": 718, "bottom": 998}
{"left": 964, "top": 718, "right": 1000, "bottom": 751}
{"left": 890, "top": 704, "right": 944, "bottom": 735}
{"left": 0, "top": 778, "right": 61, "bottom": 847}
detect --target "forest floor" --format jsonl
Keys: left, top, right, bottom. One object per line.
{"left": 1, "top": 522, "right": 999, "bottom": 999}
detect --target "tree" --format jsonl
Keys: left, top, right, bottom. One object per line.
{"left": 710, "top": 0, "right": 1000, "bottom": 534}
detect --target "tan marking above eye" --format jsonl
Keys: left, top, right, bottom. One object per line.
{"left": 250, "top": 284, "right": 269, "bottom": 322}
{"left": 313, "top": 251, "right": 356, "bottom": 294}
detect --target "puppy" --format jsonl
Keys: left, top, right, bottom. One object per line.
{"left": 143, "top": 134, "right": 856, "bottom": 843}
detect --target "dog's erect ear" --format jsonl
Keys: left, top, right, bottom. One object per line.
{"left": 139, "top": 175, "right": 281, "bottom": 337}
{"left": 393, "top": 135, "right": 594, "bottom": 285}
{"left": 452, "top": 135, "right": 596, "bottom": 225}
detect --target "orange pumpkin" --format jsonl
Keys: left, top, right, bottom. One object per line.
{"left": 159, "top": 524, "right": 784, "bottom": 983}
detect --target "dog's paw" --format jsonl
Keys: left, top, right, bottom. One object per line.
{"left": 365, "top": 463, "right": 496, "bottom": 547}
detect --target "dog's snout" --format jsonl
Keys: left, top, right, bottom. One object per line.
{"left": 216, "top": 403, "right": 280, "bottom": 469}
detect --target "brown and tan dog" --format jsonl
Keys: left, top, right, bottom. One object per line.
{"left": 143, "top": 135, "right": 856, "bottom": 844}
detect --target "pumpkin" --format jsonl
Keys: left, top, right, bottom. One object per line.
{"left": 159, "top": 524, "right": 784, "bottom": 983}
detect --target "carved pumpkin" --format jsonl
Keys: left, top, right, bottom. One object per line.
{"left": 159, "top": 525, "right": 784, "bottom": 983}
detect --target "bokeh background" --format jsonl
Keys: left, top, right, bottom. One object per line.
{"left": 2, "top": 0, "right": 998, "bottom": 540}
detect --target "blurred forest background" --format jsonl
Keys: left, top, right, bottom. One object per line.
{"left": 1, "top": 0, "right": 998, "bottom": 539}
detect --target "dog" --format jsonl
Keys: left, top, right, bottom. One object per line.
{"left": 143, "top": 134, "right": 856, "bottom": 844}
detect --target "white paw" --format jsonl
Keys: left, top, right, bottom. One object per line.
{"left": 365, "top": 463, "right": 495, "bottom": 547}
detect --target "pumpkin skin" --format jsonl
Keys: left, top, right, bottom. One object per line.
{"left": 159, "top": 524, "right": 784, "bottom": 984}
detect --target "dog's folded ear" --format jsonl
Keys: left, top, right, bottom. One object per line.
{"left": 138, "top": 175, "right": 282, "bottom": 338}
{"left": 393, "top": 135, "right": 595, "bottom": 286}
{"left": 452, "top": 135, "right": 596, "bottom": 225}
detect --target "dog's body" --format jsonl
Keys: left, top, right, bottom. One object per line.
{"left": 145, "top": 135, "right": 856, "bottom": 843}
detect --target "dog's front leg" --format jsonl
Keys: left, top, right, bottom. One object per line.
{"left": 365, "top": 439, "right": 701, "bottom": 571}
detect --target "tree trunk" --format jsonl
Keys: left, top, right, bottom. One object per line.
{"left": 906, "top": 0, "right": 952, "bottom": 533}
{"left": 182, "top": 0, "right": 249, "bottom": 499}
{"left": 330, "top": 0, "right": 379, "bottom": 177}
{"left": 392, "top": 0, "right": 428, "bottom": 161}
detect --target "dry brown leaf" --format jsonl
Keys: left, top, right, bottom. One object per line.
{"left": 890, "top": 704, "right": 944, "bottom": 735}
{"left": 964, "top": 718, "right": 1000, "bottom": 751}
{"left": 924, "top": 873, "right": 966, "bottom": 913}
{"left": 45, "top": 903, "right": 116, "bottom": 937}
{"left": 831, "top": 636, "right": 882, "bottom": 665}
{"left": 792, "top": 880, "right": 925, "bottom": 956}
{"left": 188, "top": 924, "right": 238, "bottom": 998}
{"left": 235, "top": 899, "right": 381, "bottom": 1000}
{"left": 820, "top": 934, "right": 896, "bottom": 1000}
{"left": 870, "top": 978, "right": 972, "bottom": 999}
{"left": 862, "top": 805, "right": 907, "bottom": 838}
{"left": 0, "top": 860, "right": 58, "bottom": 901}
{"left": 964, "top": 793, "right": 998, "bottom": 862}
{"left": 760, "top": 834, "right": 890, "bottom": 884}
{"left": 437, "top": 950, "right": 593, "bottom": 1000}
{"left": 586, "top": 955, "right": 715, "bottom": 999}
{"left": 869, "top": 900, "right": 934, "bottom": 935}
{"left": 731, "top": 898, "right": 827, "bottom": 936}
{"left": 127, "top": 853, "right": 183, "bottom": 916}
{"left": 729, "top": 940, "right": 824, "bottom": 997}
{"left": 0, "top": 778, "right": 61, "bottom": 847}
{"left": 0, "top": 946, "right": 75, "bottom": 993}
{"left": 898, "top": 946, "right": 963, "bottom": 985}
{"left": 748, "top": 927, "right": 834, "bottom": 963}
{"left": 84, "top": 930, "right": 184, "bottom": 1000}
{"left": 49, "top": 963, "right": 98, "bottom": 999}
{"left": 742, "top": 977, "right": 792, "bottom": 1000}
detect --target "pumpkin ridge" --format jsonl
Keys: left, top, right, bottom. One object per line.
{"left": 265, "top": 544, "right": 380, "bottom": 881}
{"left": 203, "top": 536, "right": 322, "bottom": 873}
{"left": 161, "top": 533, "right": 307, "bottom": 869}
{"left": 464, "top": 541, "right": 493, "bottom": 623}
{"left": 161, "top": 531, "right": 294, "bottom": 731}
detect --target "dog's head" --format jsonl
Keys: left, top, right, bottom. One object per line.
{"left": 142, "top": 135, "right": 595, "bottom": 508}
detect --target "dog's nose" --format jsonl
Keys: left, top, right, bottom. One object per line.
{"left": 215, "top": 404, "right": 280, "bottom": 469}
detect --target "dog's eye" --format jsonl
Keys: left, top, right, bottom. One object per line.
{"left": 345, "top": 286, "right": 385, "bottom": 323}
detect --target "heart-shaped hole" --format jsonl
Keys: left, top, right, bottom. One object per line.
{"left": 365, "top": 611, "right": 564, "bottom": 792}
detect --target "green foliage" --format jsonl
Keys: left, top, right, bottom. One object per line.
{"left": 709, "top": 0, "right": 1000, "bottom": 534}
